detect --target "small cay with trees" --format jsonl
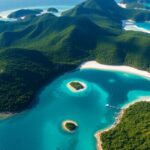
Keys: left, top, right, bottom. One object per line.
{"left": 62, "top": 120, "right": 78, "bottom": 133}
{"left": 67, "top": 81, "right": 86, "bottom": 92}
{"left": 0, "top": 0, "right": 150, "bottom": 149}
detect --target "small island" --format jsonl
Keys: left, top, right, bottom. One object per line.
{"left": 8, "top": 9, "right": 43, "bottom": 19}
{"left": 67, "top": 81, "right": 87, "bottom": 92}
{"left": 62, "top": 120, "right": 78, "bottom": 133}
{"left": 47, "top": 8, "right": 59, "bottom": 13}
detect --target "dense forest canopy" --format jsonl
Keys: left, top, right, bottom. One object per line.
{"left": 0, "top": 0, "right": 149, "bottom": 113}
{"left": 101, "top": 102, "right": 150, "bottom": 150}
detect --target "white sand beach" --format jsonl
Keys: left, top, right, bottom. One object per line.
{"left": 79, "top": 61, "right": 150, "bottom": 150}
{"left": 80, "top": 61, "right": 150, "bottom": 80}
{"left": 0, "top": 112, "right": 15, "bottom": 119}
{"left": 95, "top": 96, "right": 150, "bottom": 150}
{"left": 62, "top": 120, "right": 78, "bottom": 133}
{"left": 122, "top": 20, "right": 150, "bottom": 34}
{"left": 117, "top": 3, "right": 127, "bottom": 8}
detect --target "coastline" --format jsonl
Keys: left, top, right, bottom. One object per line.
{"left": 95, "top": 96, "right": 150, "bottom": 150}
{"left": 79, "top": 61, "right": 150, "bottom": 150}
{"left": 0, "top": 60, "right": 149, "bottom": 149}
{"left": 0, "top": 5, "right": 73, "bottom": 21}
{"left": 62, "top": 120, "right": 78, "bottom": 133}
{"left": 117, "top": 3, "right": 127, "bottom": 8}
{"left": 0, "top": 112, "right": 15, "bottom": 119}
{"left": 79, "top": 61, "right": 150, "bottom": 80}
{"left": 122, "top": 20, "right": 150, "bottom": 34}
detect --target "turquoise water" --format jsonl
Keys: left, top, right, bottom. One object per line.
{"left": 115, "top": 0, "right": 122, "bottom": 3}
{"left": 143, "top": 3, "right": 150, "bottom": 8}
{"left": 0, "top": 69, "right": 150, "bottom": 150}
{"left": 136, "top": 22, "right": 150, "bottom": 31}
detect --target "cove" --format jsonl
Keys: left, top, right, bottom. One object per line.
{"left": 136, "top": 22, "right": 150, "bottom": 31}
{"left": 0, "top": 69, "right": 150, "bottom": 150}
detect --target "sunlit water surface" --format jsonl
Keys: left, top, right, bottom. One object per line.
{"left": 0, "top": 69, "right": 150, "bottom": 150}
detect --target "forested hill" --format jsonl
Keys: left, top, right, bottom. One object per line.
{"left": 0, "top": 0, "right": 150, "bottom": 112}
{"left": 101, "top": 102, "right": 150, "bottom": 149}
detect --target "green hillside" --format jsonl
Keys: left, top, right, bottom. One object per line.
{"left": 0, "top": 0, "right": 150, "bottom": 112}
{"left": 101, "top": 102, "right": 150, "bottom": 150}
{"left": 8, "top": 9, "right": 43, "bottom": 19}
{"left": 0, "top": 48, "right": 76, "bottom": 112}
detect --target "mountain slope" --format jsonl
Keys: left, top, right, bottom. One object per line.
{"left": 64, "top": 0, "right": 124, "bottom": 19}
{"left": 0, "top": 0, "right": 150, "bottom": 112}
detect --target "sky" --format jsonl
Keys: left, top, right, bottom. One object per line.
{"left": 0, "top": 0, "right": 85, "bottom": 11}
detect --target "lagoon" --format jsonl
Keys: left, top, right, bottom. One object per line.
{"left": 136, "top": 22, "right": 150, "bottom": 31}
{"left": 0, "top": 69, "right": 150, "bottom": 150}
{"left": 123, "top": 20, "right": 150, "bottom": 33}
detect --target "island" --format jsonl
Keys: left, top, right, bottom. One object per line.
{"left": 62, "top": 120, "right": 78, "bottom": 133}
{"left": 47, "top": 8, "right": 59, "bottom": 13}
{"left": 0, "top": 0, "right": 150, "bottom": 149}
{"left": 0, "top": 0, "right": 150, "bottom": 114}
{"left": 8, "top": 9, "right": 43, "bottom": 19}
{"left": 67, "top": 81, "right": 87, "bottom": 92}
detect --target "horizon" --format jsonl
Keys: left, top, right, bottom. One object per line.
{"left": 0, "top": 0, "right": 85, "bottom": 11}
{"left": 0, "top": 0, "right": 122, "bottom": 11}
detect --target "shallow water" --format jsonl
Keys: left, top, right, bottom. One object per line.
{"left": 136, "top": 22, "right": 150, "bottom": 31}
{"left": 0, "top": 69, "right": 150, "bottom": 150}
{"left": 143, "top": 3, "right": 150, "bottom": 8}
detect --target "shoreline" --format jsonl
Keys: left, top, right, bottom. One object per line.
{"left": 117, "top": 3, "right": 127, "bottom": 8}
{"left": 122, "top": 20, "right": 150, "bottom": 34}
{"left": 95, "top": 96, "right": 150, "bottom": 150}
{"left": 62, "top": 120, "right": 78, "bottom": 133}
{"left": 79, "top": 61, "right": 150, "bottom": 150}
{"left": 79, "top": 61, "right": 150, "bottom": 80}
{"left": 0, "top": 112, "right": 15, "bottom": 119}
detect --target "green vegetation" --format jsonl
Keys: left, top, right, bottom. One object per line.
{"left": 8, "top": 9, "right": 43, "bottom": 19}
{"left": 65, "top": 122, "right": 78, "bottom": 131}
{"left": 70, "top": 81, "right": 84, "bottom": 90}
{"left": 0, "top": 0, "right": 150, "bottom": 112}
{"left": 0, "top": 48, "right": 76, "bottom": 112}
{"left": 101, "top": 102, "right": 150, "bottom": 150}
{"left": 47, "top": 8, "right": 59, "bottom": 13}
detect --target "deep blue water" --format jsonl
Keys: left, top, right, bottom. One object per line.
{"left": 0, "top": 69, "right": 150, "bottom": 150}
